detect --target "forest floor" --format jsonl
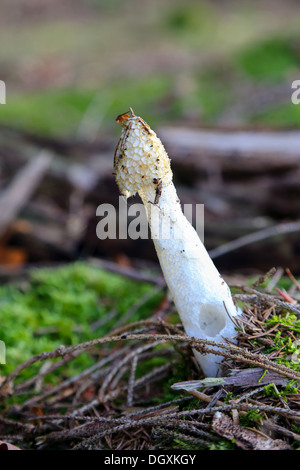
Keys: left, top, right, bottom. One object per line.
{"left": 0, "top": 0, "right": 300, "bottom": 451}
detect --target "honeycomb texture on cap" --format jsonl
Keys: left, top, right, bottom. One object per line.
{"left": 114, "top": 116, "right": 172, "bottom": 197}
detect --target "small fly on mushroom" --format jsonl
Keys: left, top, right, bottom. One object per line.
{"left": 116, "top": 111, "right": 130, "bottom": 125}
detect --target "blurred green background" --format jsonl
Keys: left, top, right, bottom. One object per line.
{"left": 1, "top": 0, "right": 300, "bottom": 137}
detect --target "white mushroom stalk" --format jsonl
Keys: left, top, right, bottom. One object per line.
{"left": 114, "top": 109, "right": 240, "bottom": 377}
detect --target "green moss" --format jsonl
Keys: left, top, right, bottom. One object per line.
{"left": 239, "top": 409, "right": 264, "bottom": 427}
{"left": 236, "top": 36, "right": 300, "bottom": 82}
{"left": 172, "top": 438, "right": 206, "bottom": 451}
{"left": 0, "top": 262, "right": 164, "bottom": 379}
{"left": 264, "top": 381, "right": 299, "bottom": 400}
{"left": 209, "top": 440, "right": 236, "bottom": 450}
{"left": 249, "top": 311, "right": 300, "bottom": 372}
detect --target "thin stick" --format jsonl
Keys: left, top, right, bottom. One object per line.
{"left": 0, "top": 151, "right": 52, "bottom": 237}
{"left": 127, "top": 355, "right": 138, "bottom": 406}
{"left": 286, "top": 268, "right": 300, "bottom": 291}
{"left": 19, "top": 347, "right": 126, "bottom": 409}
{"left": 232, "top": 284, "right": 300, "bottom": 315}
{"left": 72, "top": 402, "right": 300, "bottom": 449}
{"left": 209, "top": 221, "right": 300, "bottom": 259}
{"left": 2, "top": 329, "right": 300, "bottom": 396}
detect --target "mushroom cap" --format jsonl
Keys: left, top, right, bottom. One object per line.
{"left": 114, "top": 116, "right": 173, "bottom": 198}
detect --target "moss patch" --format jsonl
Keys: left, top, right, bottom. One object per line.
{"left": 0, "top": 262, "right": 164, "bottom": 379}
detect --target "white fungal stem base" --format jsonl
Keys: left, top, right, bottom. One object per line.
{"left": 114, "top": 111, "right": 241, "bottom": 377}
{"left": 140, "top": 183, "right": 239, "bottom": 377}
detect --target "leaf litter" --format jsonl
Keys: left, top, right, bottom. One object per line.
{"left": 0, "top": 265, "right": 299, "bottom": 450}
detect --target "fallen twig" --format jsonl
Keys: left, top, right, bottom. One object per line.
{"left": 0, "top": 151, "right": 52, "bottom": 238}
{"left": 209, "top": 221, "right": 300, "bottom": 260}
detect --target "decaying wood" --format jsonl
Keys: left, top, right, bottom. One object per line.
{"left": 159, "top": 126, "right": 300, "bottom": 172}
{"left": 262, "top": 420, "right": 300, "bottom": 443}
{"left": 171, "top": 367, "right": 290, "bottom": 392}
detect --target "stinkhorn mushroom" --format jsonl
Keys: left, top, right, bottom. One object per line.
{"left": 114, "top": 108, "right": 240, "bottom": 377}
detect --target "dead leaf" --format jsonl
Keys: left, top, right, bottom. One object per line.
{"left": 0, "top": 246, "right": 27, "bottom": 267}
